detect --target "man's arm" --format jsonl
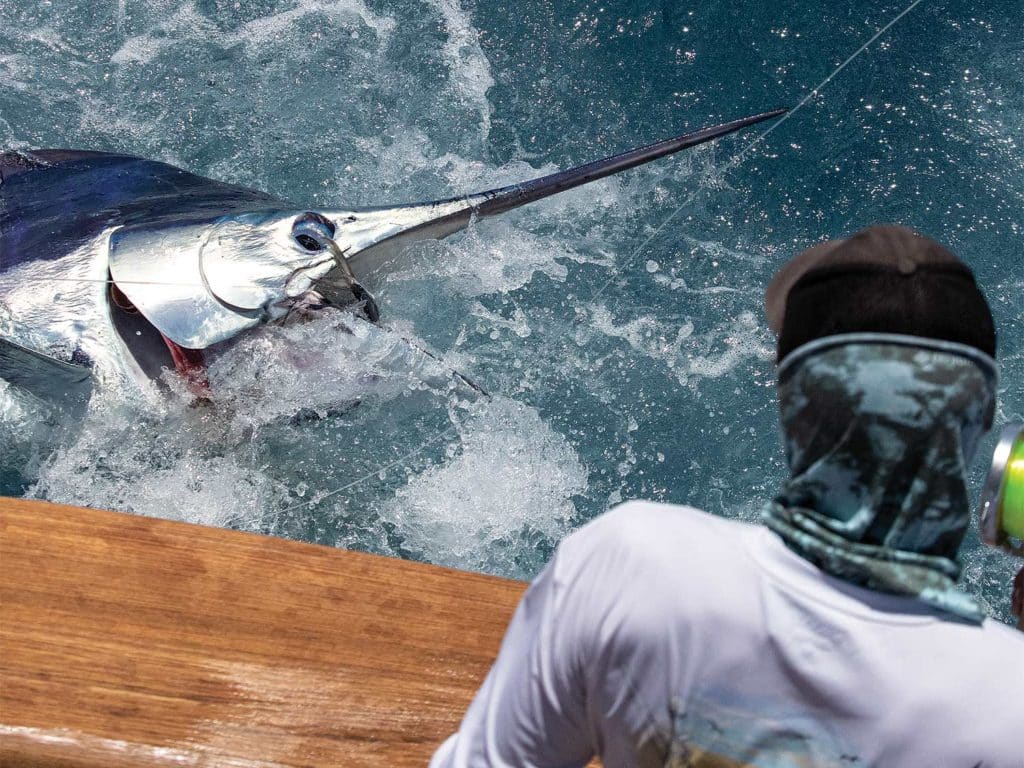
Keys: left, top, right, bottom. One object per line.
{"left": 431, "top": 546, "right": 597, "bottom": 768}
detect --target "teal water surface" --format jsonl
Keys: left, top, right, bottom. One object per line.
{"left": 1, "top": 0, "right": 1021, "bottom": 622}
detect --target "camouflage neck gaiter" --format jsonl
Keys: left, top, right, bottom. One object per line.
{"left": 762, "top": 333, "right": 997, "bottom": 623}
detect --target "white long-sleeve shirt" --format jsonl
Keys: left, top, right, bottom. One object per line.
{"left": 432, "top": 501, "right": 1024, "bottom": 767}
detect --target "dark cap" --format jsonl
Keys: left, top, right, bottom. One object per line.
{"left": 765, "top": 225, "right": 996, "bottom": 361}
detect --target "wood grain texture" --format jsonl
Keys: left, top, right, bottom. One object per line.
{"left": 0, "top": 497, "right": 527, "bottom": 767}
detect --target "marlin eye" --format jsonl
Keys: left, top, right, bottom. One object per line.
{"left": 295, "top": 233, "right": 323, "bottom": 252}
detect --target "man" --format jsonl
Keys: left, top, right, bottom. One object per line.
{"left": 432, "top": 225, "right": 1023, "bottom": 767}
{"left": 1016, "top": 568, "right": 1023, "bottom": 628}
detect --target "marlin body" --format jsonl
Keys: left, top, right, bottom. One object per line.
{"left": 0, "top": 109, "right": 783, "bottom": 404}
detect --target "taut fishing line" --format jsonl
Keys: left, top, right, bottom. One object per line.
{"left": 587, "top": 0, "right": 927, "bottom": 303}
{"left": 278, "top": 424, "right": 459, "bottom": 514}
{"left": 287, "top": 0, "right": 929, "bottom": 510}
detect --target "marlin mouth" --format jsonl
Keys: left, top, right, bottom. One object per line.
{"left": 160, "top": 334, "right": 209, "bottom": 392}
{"left": 109, "top": 280, "right": 209, "bottom": 392}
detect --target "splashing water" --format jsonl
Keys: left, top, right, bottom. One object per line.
{"left": 1, "top": 0, "right": 1022, "bottom": 622}
{"left": 384, "top": 396, "right": 587, "bottom": 576}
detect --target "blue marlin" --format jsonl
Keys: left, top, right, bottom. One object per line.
{"left": 0, "top": 109, "right": 783, "bottom": 403}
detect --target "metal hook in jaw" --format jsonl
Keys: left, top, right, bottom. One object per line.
{"left": 322, "top": 236, "right": 381, "bottom": 324}
{"left": 302, "top": 229, "right": 381, "bottom": 324}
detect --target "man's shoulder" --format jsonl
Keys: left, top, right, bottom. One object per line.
{"left": 574, "top": 499, "right": 756, "bottom": 544}
{"left": 549, "top": 502, "right": 765, "bottom": 652}
{"left": 558, "top": 500, "right": 760, "bottom": 579}
{"left": 976, "top": 615, "right": 1024, "bottom": 656}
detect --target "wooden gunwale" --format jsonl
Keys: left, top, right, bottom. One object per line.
{"left": 0, "top": 497, "right": 526, "bottom": 767}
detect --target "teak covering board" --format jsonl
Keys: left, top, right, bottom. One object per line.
{"left": 0, "top": 497, "right": 527, "bottom": 767}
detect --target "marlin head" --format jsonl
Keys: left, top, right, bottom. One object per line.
{"left": 108, "top": 108, "right": 784, "bottom": 356}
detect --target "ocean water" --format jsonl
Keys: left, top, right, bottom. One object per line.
{"left": 1, "top": 0, "right": 1021, "bottom": 621}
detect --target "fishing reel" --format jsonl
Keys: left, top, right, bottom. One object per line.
{"left": 978, "top": 422, "right": 1023, "bottom": 628}
{"left": 978, "top": 422, "right": 1024, "bottom": 557}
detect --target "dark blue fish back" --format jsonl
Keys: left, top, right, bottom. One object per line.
{"left": 0, "top": 150, "right": 287, "bottom": 272}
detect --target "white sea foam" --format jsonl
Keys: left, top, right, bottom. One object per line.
{"left": 0, "top": 381, "right": 49, "bottom": 464}
{"left": 377, "top": 151, "right": 625, "bottom": 297}
{"left": 469, "top": 301, "right": 532, "bottom": 338}
{"left": 678, "top": 234, "right": 770, "bottom": 266}
{"left": 205, "top": 311, "right": 481, "bottom": 425}
{"left": 27, "top": 384, "right": 284, "bottom": 530}
{"left": 353, "top": 130, "right": 435, "bottom": 192}
{"left": 74, "top": 94, "right": 177, "bottom": 159}
{"left": 0, "top": 117, "right": 18, "bottom": 147}
{"left": 430, "top": 0, "right": 495, "bottom": 141}
{"left": 229, "top": 0, "right": 396, "bottom": 52}
{"left": 25, "top": 310, "right": 484, "bottom": 532}
{"left": 402, "top": 221, "right": 578, "bottom": 296}
{"left": 18, "top": 25, "right": 78, "bottom": 55}
{"left": 110, "top": 3, "right": 216, "bottom": 65}
{"left": 24, "top": 311, "right": 582, "bottom": 579}
{"left": 588, "top": 306, "right": 772, "bottom": 385}
{"left": 651, "top": 273, "right": 742, "bottom": 293}
{"left": 110, "top": 0, "right": 395, "bottom": 66}
{"left": 0, "top": 381, "right": 28, "bottom": 425}
{"left": 0, "top": 53, "right": 32, "bottom": 92}
{"left": 383, "top": 396, "right": 587, "bottom": 575}
{"left": 37, "top": 445, "right": 282, "bottom": 530}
